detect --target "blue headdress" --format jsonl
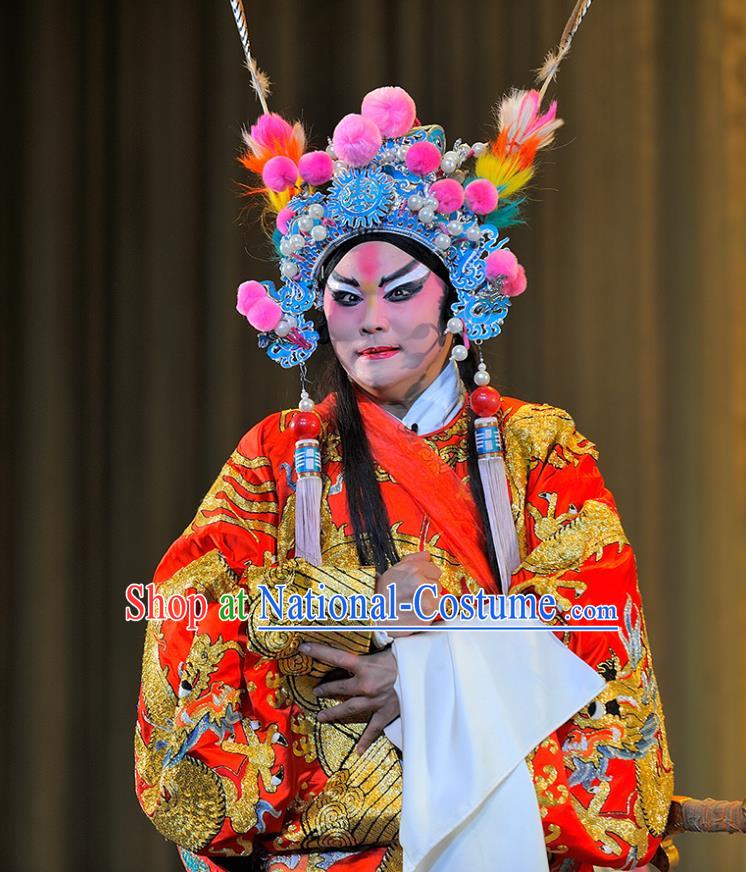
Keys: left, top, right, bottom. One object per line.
{"left": 235, "top": 94, "right": 563, "bottom": 368}
{"left": 226, "top": 0, "right": 594, "bottom": 371}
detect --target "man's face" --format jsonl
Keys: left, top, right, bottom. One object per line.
{"left": 322, "top": 240, "right": 452, "bottom": 405}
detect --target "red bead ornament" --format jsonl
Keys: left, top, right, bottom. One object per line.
{"left": 292, "top": 410, "right": 321, "bottom": 439}
{"left": 470, "top": 385, "right": 502, "bottom": 418}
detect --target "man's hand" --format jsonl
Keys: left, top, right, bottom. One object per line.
{"left": 300, "top": 642, "right": 399, "bottom": 755}
{"left": 374, "top": 551, "right": 440, "bottom": 635}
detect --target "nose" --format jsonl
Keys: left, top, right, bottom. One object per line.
{"left": 359, "top": 295, "right": 389, "bottom": 335}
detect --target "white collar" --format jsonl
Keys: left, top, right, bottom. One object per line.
{"left": 384, "top": 359, "right": 465, "bottom": 436}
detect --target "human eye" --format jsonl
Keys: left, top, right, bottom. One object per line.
{"left": 330, "top": 290, "right": 362, "bottom": 307}
{"left": 384, "top": 279, "right": 426, "bottom": 302}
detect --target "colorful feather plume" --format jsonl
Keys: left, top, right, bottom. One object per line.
{"left": 238, "top": 113, "right": 307, "bottom": 213}
{"left": 228, "top": 0, "right": 304, "bottom": 214}
{"left": 472, "top": 0, "right": 593, "bottom": 229}
{"left": 474, "top": 89, "right": 563, "bottom": 225}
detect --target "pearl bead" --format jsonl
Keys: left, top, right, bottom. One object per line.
{"left": 326, "top": 145, "right": 337, "bottom": 158}
{"left": 408, "top": 194, "right": 424, "bottom": 211}
{"left": 474, "top": 370, "right": 491, "bottom": 386}
{"left": 279, "top": 237, "right": 293, "bottom": 256}
{"left": 397, "top": 146, "right": 408, "bottom": 161}
{"left": 418, "top": 206, "right": 435, "bottom": 224}
{"left": 472, "top": 142, "right": 487, "bottom": 157}
{"left": 280, "top": 260, "right": 298, "bottom": 278}
{"left": 299, "top": 397, "right": 315, "bottom": 412}
{"left": 434, "top": 232, "right": 451, "bottom": 250}
{"left": 308, "top": 203, "right": 325, "bottom": 219}
{"left": 447, "top": 220, "right": 462, "bottom": 236}
{"left": 310, "top": 224, "right": 327, "bottom": 242}
{"left": 298, "top": 214, "right": 314, "bottom": 232}
{"left": 442, "top": 150, "right": 457, "bottom": 164}
{"left": 465, "top": 226, "right": 481, "bottom": 243}
{"left": 450, "top": 344, "right": 468, "bottom": 361}
{"left": 446, "top": 316, "right": 463, "bottom": 334}
{"left": 275, "top": 319, "right": 292, "bottom": 337}
{"left": 289, "top": 234, "right": 305, "bottom": 251}
{"left": 441, "top": 156, "right": 457, "bottom": 174}
{"left": 424, "top": 196, "right": 438, "bottom": 210}
{"left": 285, "top": 314, "right": 297, "bottom": 328}
{"left": 333, "top": 160, "right": 347, "bottom": 174}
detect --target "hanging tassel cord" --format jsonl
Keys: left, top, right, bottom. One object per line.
{"left": 295, "top": 466, "right": 322, "bottom": 567}
{"left": 293, "top": 371, "right": 323, "bottom": 567}
{"left": 472, "top": 411, "right": 521, "bottom": 595}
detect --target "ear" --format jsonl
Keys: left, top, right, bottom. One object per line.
{"left": 438, "top": 284, "right": 458, "bottom": 330}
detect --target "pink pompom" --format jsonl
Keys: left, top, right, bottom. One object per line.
{"left": 262, "top": 155, "right": 298, "bottom": 192}
{"left": 236, "top": 280, "right": 267, "bottom": 317}
{"left": 484, "top": 248, "right": 527, "bottom": 296}
{"left": 484, "top": 249, "right": 518, "bottom": 281}
{"left": 405, "top": 140, "right": 441, "bottom": 176}
{"left": 298, "top": 151, "right": 334, "bottom": 186}
{"left": 361, "top": 86, "right": 417, "bottom": 138}
{"left": 249, "top": 113, "right": 294, "bottom": 149}
{"left": 505, "top": 264, "right": 527, "bottom": 297}
{"left": 464, "top": 179, "right": 499, "bottom": 215}
{"left": 276, "top": 207, "right": 295, "bottom": 235}
{"left": 246, "top": 297, "right": 283, "bottom": 332}
{"left": 332, "top": 114, "right": 382, "bottom": 167}
{"left": 430, "top": 178, "right": 465, "bottom": 214}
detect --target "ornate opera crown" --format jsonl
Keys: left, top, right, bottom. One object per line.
{"left": 229, "top": 2, "right": 593, "bottom": 368}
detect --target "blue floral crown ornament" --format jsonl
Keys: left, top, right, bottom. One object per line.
{"left": 229, "top": 3, "right": 592, "bottom": 368}
{"left": 270, "top": 125, "right": 514, "bottom": 367}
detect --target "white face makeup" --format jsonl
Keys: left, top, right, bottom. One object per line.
{"left": 322, "top": 240, "right": 453, "bottom": 409}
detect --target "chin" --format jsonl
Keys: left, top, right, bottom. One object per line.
{"left": 350, "top": 359, "right": 405, "bottom": 393}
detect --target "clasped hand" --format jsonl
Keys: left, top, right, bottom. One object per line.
{"left": 300, "top": 552, "right": 440, "bottom": 754}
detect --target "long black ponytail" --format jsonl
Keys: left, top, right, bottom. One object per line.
{"left": 327, "top": 357, "right": 401, "bottom": 573}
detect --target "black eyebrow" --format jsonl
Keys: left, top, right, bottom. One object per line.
{"left": 379, "top": 259, "right": 419, "bottom": 287}
{"left": 329, "top": 271, "right": 360, "bottom": 288}
{"left": 329, "top": 259, "right": 420, "bottom": 289}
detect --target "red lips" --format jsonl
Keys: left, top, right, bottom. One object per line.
{"left": 357, "top": 346, "right": 401, "bottom": 358}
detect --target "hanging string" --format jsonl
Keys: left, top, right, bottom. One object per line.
{"left": 299, "top": 362, "right": 310, "bottom": 396}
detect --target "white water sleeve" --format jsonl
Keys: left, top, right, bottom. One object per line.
{"left": 384, "top": 618, "right": 605, "bottom": 871}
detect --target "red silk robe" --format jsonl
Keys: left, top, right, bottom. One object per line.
{"left": 134, "top": 390, "right": 674, "bottom": 872}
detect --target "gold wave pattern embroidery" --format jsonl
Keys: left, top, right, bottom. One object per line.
{"left": 188, "top": 449, "right": 278, "bottom": 540}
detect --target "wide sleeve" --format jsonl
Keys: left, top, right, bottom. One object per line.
{"left": 507, "top": 407, "right": 674, "bottom": 869}
{"left": 133, "top": 417, "right": 378, "bottom": 858}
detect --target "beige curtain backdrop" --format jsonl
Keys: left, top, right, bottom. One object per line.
{"left": 3, "top": 1, "right": 745, "bottom": 870}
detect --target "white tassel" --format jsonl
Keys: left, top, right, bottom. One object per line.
{"left": 294, "top": 437, "right": 322, "bottom": 567}
{"left": 475, "top": 417, "right": 521, "bottom": 594}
